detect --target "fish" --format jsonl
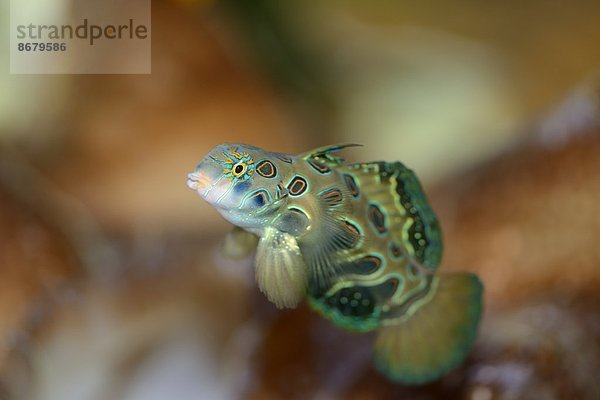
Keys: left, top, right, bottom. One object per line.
{"left": 187, "top": 143, "right": 483, "bottom": 385}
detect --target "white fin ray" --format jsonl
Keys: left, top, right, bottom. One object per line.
{"left": 255, "top": 227, "right": 308, "bottom": 308}
{"left": 298, "top": 189, "right": 358, "bottom": 293}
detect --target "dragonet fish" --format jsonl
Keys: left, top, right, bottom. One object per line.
{"left": 187, "top": 143, "right": 483, "bottom": 384}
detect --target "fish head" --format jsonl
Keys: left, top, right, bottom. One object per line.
{"left": 188, "top": 143, "right": 290, "bottom": 226}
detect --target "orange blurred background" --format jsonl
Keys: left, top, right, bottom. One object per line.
{"left": 1, "top": 1, "right": 599, "bottom": 399}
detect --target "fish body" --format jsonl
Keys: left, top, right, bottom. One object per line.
{"left": 188, "top": 143, "right": 483, "bottom": 384}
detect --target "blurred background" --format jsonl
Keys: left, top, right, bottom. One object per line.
{"left": 1, "top": 1, "right": 600, "bottom": 399}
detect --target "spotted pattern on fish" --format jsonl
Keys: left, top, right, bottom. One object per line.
{"left": 256, "top": 159, "right": 278, "bottom": 178}
{"left": 343, "top": 254, "right": 383, "bottom": 275}
{"left": 343, "top": 174, "right": 360, "bottom": 198}
{"left": 287, "top": 175, "right": 308, "bottom": 196}
{"left": 188, "top": 143, "right": 483, "bottom": 385}
{"left": 319, "top": 187, "right": 344, "bottom": 206}
{"left": 308, "top": 159, "right": 332, "bottom": 174}
{"left": 275, "top": 153, "right": 294, "bottom": 164}
{"left": 368, "top": 202, "right": 388, "bottom": 235}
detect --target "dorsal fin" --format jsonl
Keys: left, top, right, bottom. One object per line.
{"left": 299, "top": 144, "right": 362, "bottom": 166}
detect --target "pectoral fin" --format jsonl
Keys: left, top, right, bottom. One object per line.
{"left": 255, "top": 227, "right": 308, "bottom": 308}
{"left": 221, "top": 226, "right": 259, "bottom": 260}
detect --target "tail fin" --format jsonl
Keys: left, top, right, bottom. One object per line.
{"left": 373, "top": 273, "right": 483, "bottom": 385}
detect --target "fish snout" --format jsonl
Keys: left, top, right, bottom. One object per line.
{"left": 187, "top": 172, "right": 211, "bottom": 191}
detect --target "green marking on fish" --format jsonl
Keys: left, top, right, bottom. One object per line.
{"left": 188, "top": 143, "right": 483, "bottom": 385}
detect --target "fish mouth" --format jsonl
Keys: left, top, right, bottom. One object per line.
{"left": 187, "top": 172, "right": 211, "bottom": 191}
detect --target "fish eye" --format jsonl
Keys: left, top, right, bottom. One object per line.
{"left": 232, "top": 162, "right": 247, "bottom": 177}
{"left": 220, "top": 149, "right": 254, "bottom": 180}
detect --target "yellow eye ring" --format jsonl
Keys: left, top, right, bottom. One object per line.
{"left": 232, "top": 162, "right": 247, "bottom": 177}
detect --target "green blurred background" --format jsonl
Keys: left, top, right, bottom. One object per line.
{"left": 1, "top": 1, "right": 599, "bottom": 399}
